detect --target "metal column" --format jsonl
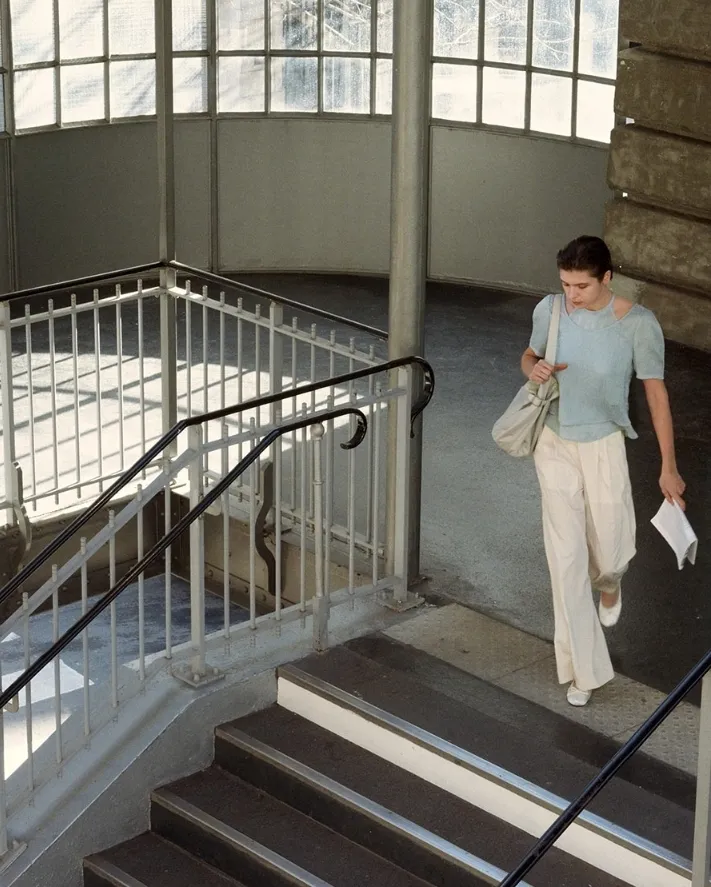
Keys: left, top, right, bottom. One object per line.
{"left": 386, "top": 0, "right": 431, "bottom": 583}
{"left": 156, "top": 0, "right": 178, "bottom": 443}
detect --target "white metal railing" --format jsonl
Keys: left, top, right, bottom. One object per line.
{"left": 0, "top": 359, "right": 423, "bottom": 870}
{"left": 0, "top": 266, "right": 386, "bottom": 519}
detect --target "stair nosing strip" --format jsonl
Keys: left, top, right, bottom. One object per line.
{"left": 84, "top": 857, "right": 148, "bottom": 887}
{"left": 279, "top": 663, "right": 692, "bottom": 878}
{"left": 153, "top": 787, "right": 335, "bottom": 887}
{"left": 216, "top": 723, "right": 528, "bottom": 887}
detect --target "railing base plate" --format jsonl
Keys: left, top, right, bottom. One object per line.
{"left": 171, "top": 662, "right": 225, "bottom": 689}
{"left": 377, "top": 588, "right": 424, "bottom": 612}
{"left": 0, "top": 840, "right": 27, "bottom": 874}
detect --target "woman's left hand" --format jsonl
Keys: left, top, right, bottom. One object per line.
{"left": 660, "top": 469, "right": 686, "bottom": 510}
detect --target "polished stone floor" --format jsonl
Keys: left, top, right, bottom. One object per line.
{"left": 235, "top": 272, "right": 711, "bottom": 701}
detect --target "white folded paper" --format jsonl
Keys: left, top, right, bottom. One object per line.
{"left": 651, "top": 500, "right": 698, "bottom": 570}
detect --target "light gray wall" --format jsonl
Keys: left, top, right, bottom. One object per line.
{"left": 0, "top": 142, "right": 13, "bottom": 292}
{"left": 429, "top": 127, "right": 610, "bottom": 294}
{"left": 12, "top": 120, "right": 210, "bottom": 288}
{"left": 217, "top": 118, "right": 393, "bottom": 276}
{"left": 9, "top": 117, "right": 610, "bottom": 294}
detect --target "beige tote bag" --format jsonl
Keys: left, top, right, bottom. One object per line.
{"left": 491, "top": 294, "right": 562, "bottom": 458}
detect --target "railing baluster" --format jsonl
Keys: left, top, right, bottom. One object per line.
{"left": 138, "top": 285, "right": 146, "bottom": 477}
{"left": 163, "top": 457, "right": 172, "bottom": 660}
{"left": 48, "top": 300, "right": 59, "bottom": 504}
{"left": 202, "top": 286, "right": 209, "bottom": 475}
{"left": 372, "top": 383, "right": 382, "bottom": 584}
{"left": 186, "top": 286, "right": 192, "bottom": 418}
{"left": 93, "top": 289, "right": 104, "bottom": 493}
{"left": 52, "top": 566, "right": 62, "bottom": 766}
{"left": 22, "top": 592, "right": 34, "bottom": 791}
{"left": 237, "top": 300, "right": 244, "bottom": 492}
{"left": 290, "top": 320, "right": 299, "bottom": 511}
{"left": 137, "top": 486, "right": 145, "bottom": 683}
{"left": 311, "top": 422, "right": 327, "bottom": 651}
{"left": 25, "top": 306, "right": 37, "bottom": 509}
{"left": 255, "top": 304, "right": 262, "bottom": 409}
{"left": 109, "top": 510, "right": 118, "bottom": 708}
{"left": 365, "top": 353, "right": 376, "bottom": 543}
{"left": 300, "top": 403, "right": 308, "bottom": 614}
{"left": 80, "top": 539, "right": 90, "bottom": 739}
{"left": 308, "top": 325, "right": 317, "bottom": 519}
{"left": 222, "top": 422, "right": 230, "bottom": 641}
{"left": 0, "top": 301, "right": 16, "bottom": 525}
{"left": 71, "top": 294, "right": 82, "bottom": 498}
{"left": 325, "top": 392, "right": 335, "bottom": 597}
{"left": 115, "top": 288, "right": 125, "bottom": 471}
{"left": 219, "top": 292, "right": 226, "bottom": 412}
{"left": 348, "top": 392, "right": 357, "bottom": 599}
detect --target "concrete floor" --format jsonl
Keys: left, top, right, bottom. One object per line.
{"left": 234, "top": 273, "right": 711, "bottom": 700}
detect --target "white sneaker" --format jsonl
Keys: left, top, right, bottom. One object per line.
{"left": 567, "top": 683, "right": 592, "bottom": 707}
{"left": 599, "top": 586, "right": 622, "bottom": 628}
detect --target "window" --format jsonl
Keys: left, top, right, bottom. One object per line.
{"left": 5, "top": 0, "right": 618, "bottom": 143}
{"left": 432, "top": 0, "right": 619, "bottom": 142}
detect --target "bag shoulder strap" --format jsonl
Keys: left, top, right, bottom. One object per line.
{"left": 543, "top": 294, "right": 562, "bottom": 366}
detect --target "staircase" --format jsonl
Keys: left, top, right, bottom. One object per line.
{"left": 83, "top": 635, "right": 695, "bottom": 887}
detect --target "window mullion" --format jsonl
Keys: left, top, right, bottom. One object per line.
{"left": 572, "top": 0, "right": 581, "bottom": 138}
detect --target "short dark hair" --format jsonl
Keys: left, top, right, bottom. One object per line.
{"left": 556, "top": 236, "right": 613, "bottom": 281}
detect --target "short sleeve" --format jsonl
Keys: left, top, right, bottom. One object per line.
{"left": 633, "top": 310, "right": 665, "bottom": 379}
{"left": 529, "top": 295, "right": 553, "bottom": 356}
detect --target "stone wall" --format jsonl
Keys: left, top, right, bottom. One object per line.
{"left": 604, "top": 0, "right": 711, "bottom": 351}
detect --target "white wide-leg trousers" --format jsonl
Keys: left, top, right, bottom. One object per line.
{"left": 534, "top": 426, "right": 637, "bottom": 692}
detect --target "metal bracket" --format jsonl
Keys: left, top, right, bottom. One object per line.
{"left": 171, "top": 662, "right": 225, "bottom": 689}
{"left": 377, "top": 587, "right": 424, "bottom": 612}
{"left": 0, "top": 840, "right": 27, "bottom": 874}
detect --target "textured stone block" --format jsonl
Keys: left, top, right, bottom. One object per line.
{"left": 611, "top": 273, "right": 711, "bottom": 353}
{"left": 616, "top": 49, "right": 711, "bottom": 142}
{"left": 604, "top": 199, "right": 711, "bottom": 294}
{"left": 620, "top": 0, "right": 711, "bottom": 62}
{"left": 608, "top": 126, "right": 711, "bottom": 220}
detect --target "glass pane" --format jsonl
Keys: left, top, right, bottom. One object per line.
{"left": 323, "top": 56, "right": 369, "bottom": 112}
{"left": 530, "top": 72, "right": 572, "bottom": 135}
{"left": 532, "top": 0, "right": 574, "bottom": 71}
{"left": 485, "top": 0, "right": 527, "bottom": 64}
{"left": 218, "top": 0, "right": 264, "bottom": 50}
{"left": 173, "top": 0, "right": 207, "bottom": 50}
{"left": 434, "top": 0, "right": 478, "bottom": 60}
{"left": 576, "top": 79, "right": 614, "bottom": 142}
{"left": 61, "top": 62, "right": 105, "bottom": 122}
{"left": 432, "top": 62, "right": 477, "bottom": 123}
{"left": 219, "top": 55, "right": 265, "bottom": 111}
{"left": 271, "top": 56, "right": 317, "bottom": 111}
{"left": 482, "top": 67, "right": 526, "bottom": 128}
{"left": 109, "top": 0, "right": 155, "bottom": 55}
{"left": 11, "top": 0, "right": 56, "bottom": 65}
{"left": 59, "top": 0, "right": 103, "bottom": 59}
{"left": 270, "top": 0, "right": 317, "bottom": 50}
{"left": 14, "top": 68, "right": 56, "bottom": 128}
{"left": 323, "top": 0, "right": 371, "bottom": 52}
{"left": 110, "top": 59, "right": 156, "bottom": 116}
{"left": 375, "top": 57, "right": 391, "bottom": 114}
{"left": 174, "top": 57, "right": 207, "bottom": 112}
{"left": 579, "top": 0, "right": 618, "bottom": 79}
{"left": 377, "top": 0, "right": 392, "bottom": 53}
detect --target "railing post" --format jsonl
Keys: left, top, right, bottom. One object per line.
{"left": 693, "top": 672, "right": 711, "bottom": 886}
{"left": 311, "top": 423, "right": 328, "bottom": 651}
{"left": 269, "top": 302, "right": 284, "bottom": 417}
{"left": 0, "top": 302, "right": 16, "bottom": 526}
{"left": 160, "top": 267, "right": 178, "bottom": 455}
{"left": 382, "top": 367, "right": 421, "bottom": 610}
{"left": 173, "top": 426, "right": 222, "bottom": 687}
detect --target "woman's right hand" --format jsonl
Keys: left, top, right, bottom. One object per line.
{"left": 528, "top": 360, "right": 568, "bottom": 384}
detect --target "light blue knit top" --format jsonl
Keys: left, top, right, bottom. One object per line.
{"left": 529, "top": 294, "right": 665, "bottom": 442}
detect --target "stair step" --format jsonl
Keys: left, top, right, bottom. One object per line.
{"left": 346, "top": 633, "right": 695, "bottom": 812}
{"left": 217, "top": 704, "right": 625, "bottom": 887}
{"left": 151, "top": 765, "right": 434, "bottom": 887}
{"left": 278, "top": 647, "right": 692, "bottom": 887}
{"left": 84, "top": 832, "right": 245, "bottom": 887}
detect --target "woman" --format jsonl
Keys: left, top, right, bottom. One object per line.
{"left": 522, "top": 236, "right": 686, "bottom": 707}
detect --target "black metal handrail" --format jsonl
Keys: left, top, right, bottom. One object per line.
{"left": 0, "top": 407, "right": 367, "bottom": 712}
{"left": 0, "top": 355, "right": 434, "bottom": 609}
{"left": 499, "top": 650, "right": 711, "bottom": 885}
{"left": 169, "top": 260, "right": 387, "bottom": 340}
{"left": 0, "top": 261, "right": 164, "bottom": 303}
